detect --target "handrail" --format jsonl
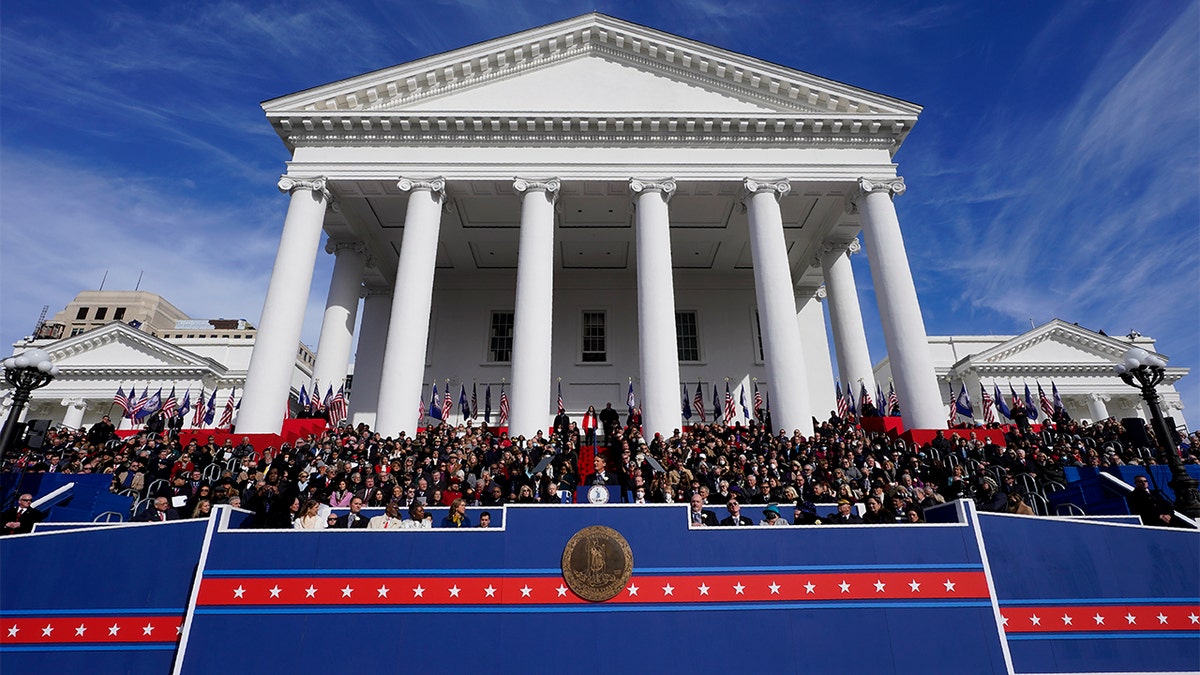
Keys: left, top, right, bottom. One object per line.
{"left": 31, "top": 482, "right": 74, "bottom": 510}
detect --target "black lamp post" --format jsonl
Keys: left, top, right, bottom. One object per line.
{"left": 0, "top": 348, "right": 59, "bottom": 456}
{"left": 1114, "top": 347, "right": 1200, "bottom": 520}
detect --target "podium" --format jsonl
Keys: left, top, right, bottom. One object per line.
{"left": 574, "top": 485, "right": 621, "bottom": 504}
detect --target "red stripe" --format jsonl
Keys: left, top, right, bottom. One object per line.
{"left": 196, "top": 571, "right": 989, "bottom": 607}
{"left": 1000, "top": 605, "right": 1200, "bottom": 633}
{"left": 0, "top": 616, "right": 182, "bottom": 645}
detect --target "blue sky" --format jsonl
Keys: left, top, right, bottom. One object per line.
{"left": 1, "top": 0, "right": 1196, "bottom": 425}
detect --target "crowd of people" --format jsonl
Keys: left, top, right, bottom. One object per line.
{"left": 1, "top": 401, "right": 1195, "bottom": 532}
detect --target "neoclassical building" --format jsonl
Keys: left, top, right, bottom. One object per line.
{"left": 236, "top": 12, "right": 947, "bottom": 440}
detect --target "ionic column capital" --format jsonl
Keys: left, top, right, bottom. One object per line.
{"left": 741, "top": 178, "right": 791, "bottom": 202}
{"left": 397, "top": 177, "right": 446, "bottom": 200}
{"left": 513, "top": 177, "right": 561, "bottom": 203}
{"left": 278, "top": 175, "right": 333, "bottom": 203}
{"left": 360, "top": 285, "right": 392, "bottom": 299}
{"left": 852, "top": 176, "right": 906, "bottom": 203}
{"left": 1088, "top": 392, "right": 1111, "bottom": 403}
{"left": 814, "top": 238, "right": 861, "bottom": 266}
{"left": 629, "top": 178, "right": 677, "bottom": 203}
{"left": 324, "top": 239, "right": 368, "bottom": 258}
{"left": 815, "top": 284, "right": 828, "bottom": 300}
{"left": 60, "top": 397, "right": 86, "bottom": 408}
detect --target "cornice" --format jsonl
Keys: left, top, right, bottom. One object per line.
{"left": 978, "top": 321, "right": 1162, "bottom": 364}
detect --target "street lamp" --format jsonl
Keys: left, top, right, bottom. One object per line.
{"left": 0, "top": 349, "right": 60, "bottom": 456}
{"left": 1114, "top": 347, "right": 1200, "bottom": 519}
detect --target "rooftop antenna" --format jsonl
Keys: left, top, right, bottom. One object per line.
{"left": 99, "top": 269, "right": 108, "bottom": 291}
{"left": 134, "top": 270, "right": 144, "bottom": 291}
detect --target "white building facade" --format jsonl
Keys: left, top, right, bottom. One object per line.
{"left": 236, "top": 13, "right": 949, "bottom": 440}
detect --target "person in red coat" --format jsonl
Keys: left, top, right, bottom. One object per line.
{"left": 581, "top": 406, "right": 599, "bottom": 446}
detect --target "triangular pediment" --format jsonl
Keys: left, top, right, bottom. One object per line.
{"left": 970, "top": 319, "right": 1161, "bottom": 366}
{"left": 40, "top": 323, "right": 224, "bottom": 372}
{"left": 263, "top": 14, "right": 920, "bottom": 119}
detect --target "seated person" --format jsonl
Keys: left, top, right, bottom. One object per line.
{"left": 760, "top": 504, "right": 788, "bottom": 526}
{"left": 401, "top": 502, "right": 433, "bottom": 529}
{"left": 368, "top": 500, "right": 404, "bottom": 529}
{"left": 689, "top": 493, "right": 719, "bottom": 527}
{"left": 440, "top": 498, "right": 473, "bottom": 528}
{"left": 719, "top": 496, "right": 752, "bottom": 526}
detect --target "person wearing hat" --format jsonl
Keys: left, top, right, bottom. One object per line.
{"left": 760, "top": 504, "right": 788, "bottom": 526}
{"left": 719, "top": 496, "right": 752, "bottom": 527}
{"left": 825, "top": 499, "right": 863, "bottom": 525}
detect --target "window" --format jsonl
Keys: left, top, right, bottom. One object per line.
{"left": 113, "top": 307, "right": 126, "bottom": 320}
{"left": 94, "top": 307, "right": 108, "bottom": 321}
{"left": 676, "top": 311, "right": 700, "bottom": 362}
{"left": 581, "top": 311, "right": 607, "bottom": 362}
{"left": 70, "top": 328, "right": 85, "bottom": 336}
{"left": 75, "top": 307, "right": 88, "bottom": 320}
{"left": 488, "top": 311, "right": 514, "bottom": 362}
{"left": 753, "top": 311, "right": 764, "bottom": 362}
{"left": 186, "top": 334, "right": 195, "bottom": 339}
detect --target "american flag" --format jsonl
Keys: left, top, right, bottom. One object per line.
{"left": 1037, "top": 383, "right": 1055, "bottom": 419}
{"left": 723, "top": 383, "right": 735, "bottom": 425}
{"left": 693, "top": 382, "right": 706, "bottom": 422}
{"left": 557, "top": 381, "right": 564, "bottom": 414}
{"left": 498, "top": 387, "right": 509, "bottom": 425}
{"left": 130, "top": 387, "right": 148, "bottom": 420}
{"left": 309, "top": 382, "right": 324, "bottom": 415}
{"left": 443, "top": 385, "right": 453, "bottom": 423}
{"left": 219, "top": 389, "right": 236, "bottom": 428}
{"left": 417, "top": 398, "right": 426, "bottom": 426}
{"left": 887, "top": 381, "right": 899, "bottom": 417}
{"left": 328, "top": 385, "right": 348, "bottom": 425}
{"left": 192, "top": 388, "right": 206, "bottom": 427}
{"left": 836, "top": 382, "right": 848, "bottom": 419}
{"left": 980, "top": 383, "right": 996, "bottom": 424}
{"left": 113, "top": 385, "right": 130, "bottom": 418}
{"left": 947, "top": 382, "right": 958, "bottom": 426}
{"left": 753, "top": 383, "right": 764, "bottom": 421}
{"left": 860, "top": 383, "right": 874, "bottom": 411}
{"left": 161, "top": 386, "right": 178, "bottom": 418}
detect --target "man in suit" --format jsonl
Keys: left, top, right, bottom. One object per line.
{"left": 87, "top": 416, "right": 116, "bottom": 446}
{"left": 584, "top": 455, "right": 619, "bottom": 487}
{"left": 719, "top": 496, "right": 753, "bottom": 526}
{"left": 2, "top": 494, "right": 44, "bottom": 535}
{"left": 336, "top": 496, "right": 370, "bottom": 529}
{"left": 825, "top": 499, "right": 864, "bottom": 525}
{"left": 137, "top": 496, "right": 181, "bottom": 522}
{"left": 166, "top": 413, "right": 184, "bottom": 443}
{"left": 553, "top": 408, "right": 571, "bottom": 446}
{"left": 689, "top": 493, "right": 719, "bottom": 527}
{"left": 598, "top": 402, "right": 621, "bottom": 440}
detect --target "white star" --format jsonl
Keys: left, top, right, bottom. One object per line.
{"left": 838, "top": 580, "right": 851, "bottom": 594}
{"left": 108, "top": 623, "right": 120, "bottom": 636}
{"left": 412, "top": 585, "right": 425, "bottom": 598}
{"left": 377, "top": 585, "right": 389, "bottom": 598}
{"left": 626, "top": 583, "right": 639, "bottom": 596}
{"left": 555, "top": 585, "right": 567, "bottom": 597}
{"left": 1157, "top": 613, "right": 1169, "bottom": 625}
{"left": 304, "top": 585, "right": 318, "bottom": 598}
{"left": 1093, "top": 613, "right": 1105, "bottom": 625}
{"left": 1061, "top": 614, "right": 1072, "bottom": 626}
{"left": 804, "top": 581, "right": 816, "bottom": 594}
{"left": 768, "top": 582, "right": 781, "bottom": 595}
{"left": 697, "top": 583, "right": 710, "bottom": 596}
{"left": 41, "top": 624, "right": 53, "bottom": 637}
{"left": 232, "top": 585, "right": 245, "bottom": 599}
{"left": 268, "top": 585, "right": 282, "bottom": 598}
{"left": 176, "top": 625, "right": 182, "bottom": 636}
{"left": 908, "top": 579, "right": 921, "bottom": 592}
{"left": 1190, "top": 613, "right": 1200, "bottom": 624}
{"left": 1000, "top": 616, "right": 1009, "bottom": 627}
{"left": 943, "top": 579, "right": 956, "bottom": 592}
{"left": 450, "top": 585, "right": 462, "bottom": 598}
{"left": 75, "top": 624, "right": 86, "bottom": 637}
{"left": 341, "top": 585, "right": 354, "bottom": 598}
{"left": 1125, "top": 613, "right": 1137, "bottom": 625}
{"left": 1030, "top": 614, "right": 1041, "bottom": 626}
{"left": 873, "top": 580, "right": 886, "bottom": 593}
{"left": 662, "top": 583, "right": 675, "bottom": 596}
{"left": 142, "top": 623, "right": 154, "bottom": 636}
{"left": 6, "top": 625, "right": 18, "bottom": 637}
{"left": 520, "top": 585, "right": 532, "bottom": 598}
{"left": 484, "top": 585, "right": 497, "bottom": 598}
{"left": 732, "top": 582, "right": 745, "bottom": 595}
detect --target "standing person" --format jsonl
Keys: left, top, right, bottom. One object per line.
{"left": 87, "top": 416, "right": 116, "bottom": 446}
{"left": 599, "top": 402, "right": 620, "bottom": 441}
{"left": 553, "top": 407, "right": 572, "bottom": 447}
{"left": 2, "top": 494, "right": 44, "bottom": 534}
{"left": 581, "top": 406, "right": 599, "bottom": 447}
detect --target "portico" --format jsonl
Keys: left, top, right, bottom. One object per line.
{"left": 236, "top": 13, "right": 946, "bottom": 438}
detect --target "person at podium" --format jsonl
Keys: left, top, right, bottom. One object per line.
{"left": 584, "top": 454, "right": 619, "bottom": 486}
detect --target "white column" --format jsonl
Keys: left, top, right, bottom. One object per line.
{"left": 743, "top": 179, "right": 813, "bottom": 436}
{"left": 820, "top": 239, "right": 876, "bottom": 396}
{"left": 61, "top": 397, "right": 87, "bottom": 430}
{"left": 374, "top": 178, "right": 445, "bottom": 438}
{"left": 1087, "top": 392, "right": 1111, "bottom": 422}
{"left": 311, "top": 240, "right": 368, "bottom": 392}
{"left": 797, "top": 287, "right": 836, "bottom": 420}
{"left": 348, "top": 287, "right": 391, "bottom": 429}
{"left": 853, "top": 177, "right": 944, "bottom": 429}
{"left": 508, "top": 178, "right": 559, "bottom": 439}
{"left": 239, "top": 176, "right": 331, "bottom": 433}
{"left": 630, "top": 179, "right": 683, "bottom": 439}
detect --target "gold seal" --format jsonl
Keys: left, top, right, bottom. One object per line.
{"left": 561, "top": 525, "right": 634, "bottom": 602}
